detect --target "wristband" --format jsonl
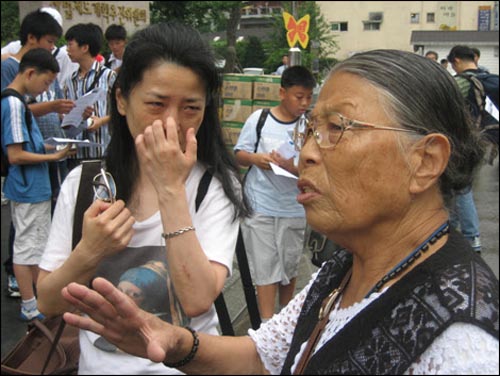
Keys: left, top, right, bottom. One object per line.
{"left": 163, "top": 326, "right": 199, "bottom": 368}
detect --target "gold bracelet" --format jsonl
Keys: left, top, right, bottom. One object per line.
{"left": 162, "top": 226, "right": 195, "bottom": 240}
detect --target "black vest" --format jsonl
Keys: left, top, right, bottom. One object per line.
{"left": 281, "top": 228, "right": 499, "bottom": 374}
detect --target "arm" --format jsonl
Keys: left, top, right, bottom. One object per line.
{"left": 29, "top": 99, "right": 75, "bottom": 117}
{"left": 7, "top": 143, "right": 72, "bottom": 165}
{"left": 62, "top": 277, "right": 269, "bottom": 375}
{"left": 37, "top": 195, "right": 136, "bottom": 317}
{"left": 135, "top": 117, "right": 231, "bottom": 316}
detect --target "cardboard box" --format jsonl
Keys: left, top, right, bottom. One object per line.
{"left": 252, "top": 100, "right": 280, "bottom": 113}
{"left": 222, "top": 74, "right": 254, "bottom": 99}
{"left": 221, "top": 124, "right": 243, "bottom": 145}
{"left": 223, "top": 99, "right": 253, "bottom": 123}
{"left": 253, "top": 75, "right": 281, "bottom": 101}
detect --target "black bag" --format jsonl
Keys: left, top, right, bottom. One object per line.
{"left": 459, "top": 71, "right": 499, "bottom": 146}
{"left": 303, "top": 225, "right": 344, "bottom": 268}
{"left": 0, "top": 316, "right": 79, "bottom": 375}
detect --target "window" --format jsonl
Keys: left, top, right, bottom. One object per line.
{"left": 331, "top": 22, "right": 348, "bottom": 32}
{"left": 427, "top": 13, "right": 435, "bottom": 23}
{"left": 363, "top": 22, "right": 381, "bottom": 31}
{"left": 410, "top": 13, "right": 420, "bottom": 24}
{"left": 363, "top": 12, "right": 383, "bottom": 31}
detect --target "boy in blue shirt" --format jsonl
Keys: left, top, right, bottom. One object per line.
{"left": 1, "top": 48, "right": 73, "bottom": 321}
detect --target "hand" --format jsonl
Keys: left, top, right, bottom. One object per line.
{"left": 254, "top": 153, "right": 276, "bottom": 170}
{"left": 270, "top": 151, "right": 295, "bottom": 174}
{"left": 62, "top": 277, "right": 177, "bottom": 363}
{"left": 78, "top": 200, "right": 135, "bottom": 262}
{"left": 135, "top": 116, "right": 197, "bottom": 195}
{"left": 82, "top": 106, "right": 94, "bottom": 120}
{"left": 52, "top": 99, "right": 76, "bottom": 115}
{"left": 87, "top": 116, "right": 99, "bottom": 132}
{"left": 54, "top": 143, "right": 76, "bottom": 160}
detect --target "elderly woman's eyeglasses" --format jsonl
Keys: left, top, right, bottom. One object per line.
{"left": 92, "top": 168, "right": 116, "bottom": 203}
{"left": 293, "top": 111, "right": 419, "bottom": 151}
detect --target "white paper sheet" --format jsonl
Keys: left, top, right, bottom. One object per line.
{"left": 269, "top": 162, "right": 298, "bottom": 179}
{"left": 60, "top": 87, "right": 106, "bottom": 135}
{"left": 44, "top": 137, "right": 104, "bottom": 148}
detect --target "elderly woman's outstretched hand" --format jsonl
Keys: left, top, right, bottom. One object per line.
{"left": 62, "top": 277, "right": 176, "bottom": 363}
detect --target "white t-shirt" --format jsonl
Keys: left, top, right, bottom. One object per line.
{"left": 1, "top": 41, "right": 78, "bottom": 85}
{"left": 40, "top": 162, "right": 240, "bottom": 375}
{"left": 234, "top": 109, "right": 304, "bottom": 217}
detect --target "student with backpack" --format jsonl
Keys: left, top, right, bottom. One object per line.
{"left": 234, "top": 66, "right": 316, "bottom": 323}
{"left": 447, "top": 45, "right": 499, "bottom": 254}
{"left": 1, "top": 49, "right": 73, "bottom": 321}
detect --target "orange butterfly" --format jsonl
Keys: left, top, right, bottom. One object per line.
{"left": 283, "top": 11, "right": 310, "bottom": 49}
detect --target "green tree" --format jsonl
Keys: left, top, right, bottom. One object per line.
{"left": 1, "top": 1, "right": 19, "bottom": 47}
{"left": 151, "top": 1, "right": 243, "bottom": 73}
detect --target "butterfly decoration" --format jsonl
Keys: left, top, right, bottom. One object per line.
{"left": 283, "top": 11, "right": 310, "bottom": 49}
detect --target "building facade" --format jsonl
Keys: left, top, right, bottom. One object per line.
{"left": 317, "top": 1, "right": 499, "bottom": 74}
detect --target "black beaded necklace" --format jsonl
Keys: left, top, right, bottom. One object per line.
{"left": 296, "top": 222, "right": 451, "bottom": 375}
{"left": 365, "top": 221, "right": 450, "bottom": 298}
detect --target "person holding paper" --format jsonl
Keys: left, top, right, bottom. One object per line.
{"left": 1, "top": 49, "right": 74, "bottom": 321}
{"left": 234, "top": 66, "right": 316, "bottom": 323}
{"left": 62, "top": 23, "right": 116, "bottom": 170}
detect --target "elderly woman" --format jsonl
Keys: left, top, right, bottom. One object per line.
{"left": 60, "top": 50, "right": 499, "bottom": 374}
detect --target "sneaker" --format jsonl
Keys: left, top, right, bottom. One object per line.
{"left": 470, "top": 236, "right": 482, "bottom": 253}
{"left": 20, "top": 307, "right": 45, "bottom": 322}
{"left": 7, "top": 274, "right": 21, "bottom": 298}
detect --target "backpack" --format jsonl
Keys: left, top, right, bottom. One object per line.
{"left": 459, "top": 71, "right": 499, "bottom": 146}
{"left": 1, "top": 89, "right": 33, "bottom": 177}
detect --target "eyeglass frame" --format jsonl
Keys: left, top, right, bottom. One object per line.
{"left": 293, "top": 111, "right": 420, "bottom": 151}
{"left": 92, "top": 168, "right": 116, "bottom": 203}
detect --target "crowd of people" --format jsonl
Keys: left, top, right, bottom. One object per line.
{"left": 1, "top": 6, "right": 498, "bottom": 375}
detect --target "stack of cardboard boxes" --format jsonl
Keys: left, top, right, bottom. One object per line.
{"left": 221, "top": 74, "right": 281, "bottom": 148}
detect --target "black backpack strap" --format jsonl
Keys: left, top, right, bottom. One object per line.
{"left": 253, "top": 108, "right": 270, "bottom": 153}
{"left": 194, "top": 170, "right": 235, "bottom": 335}
{"left": 235, "top": 227, "right": 261, "bottom": 330}
{"left": 195, "top": 170, "right": 213, "bottom": 212}
{"left": 43, "top": 160, "right": 101, "bottom": 374}
{"left": 1, "top": 88, "right": 32, "bottom": 131}
{"left": 72, "top": 160, "right": 102, "bottom": 249}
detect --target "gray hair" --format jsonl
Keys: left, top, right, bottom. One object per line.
{"left": 329, "top": 49, "right": 485, "bottom": 196}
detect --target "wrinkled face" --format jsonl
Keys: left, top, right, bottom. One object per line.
{"left": 297, "top": 71, "right": 414, "bottom": 237}
{"left": 116, "top": 62, "right": 206, "bottom": 150}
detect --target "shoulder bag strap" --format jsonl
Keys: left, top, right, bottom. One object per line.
{"left": 253, "top": 108, "right": 270, "bottom": 153}
{"left": 42, "top": 160, "right": 101, "bottom": 374}
{"left": 194, "top": 170, "right": 235, "bottom": 336}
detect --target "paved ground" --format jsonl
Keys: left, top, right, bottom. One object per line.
{"left": 1, "top": 157, "right": 498, "bottom": 359}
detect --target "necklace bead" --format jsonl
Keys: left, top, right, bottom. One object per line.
{"left": 366, "top": 222, "right": 450, "bottom": 297}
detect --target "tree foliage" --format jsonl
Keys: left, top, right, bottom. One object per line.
{"left": 1, "top": 1, "right": 19, "bottom": 47}
{"left": 149, "top": 1, "right": 338, "bottom": 79}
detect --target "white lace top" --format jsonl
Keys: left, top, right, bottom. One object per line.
{"left": 249, "top": 271, "right": 499, "bottom": 375}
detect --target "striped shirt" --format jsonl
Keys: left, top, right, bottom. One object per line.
{"left": 63, "top": 60, "right": 116, "bottom": 160}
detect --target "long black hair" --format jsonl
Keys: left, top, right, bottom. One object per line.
{"left": 105, "top": 22, "right": 251, "bottom": 220}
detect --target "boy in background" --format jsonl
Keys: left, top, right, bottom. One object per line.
{"left": 234, "top": 66, "right": 316, "bottom": 322}
{"left": 1, "top": 48, "right": 73, "bottom": 320}
{"left": 63, "top": 23, "right": 116, "bottom": 170}
{"left": 104, "top": 24, "right": 127, "bottom": 72}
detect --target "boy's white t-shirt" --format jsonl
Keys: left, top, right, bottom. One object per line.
{"left": 39, "top": 162, "right": 239, "bottom": 375}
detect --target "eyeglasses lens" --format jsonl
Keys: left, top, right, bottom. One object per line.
{"left": 93, "top": 172, "right": 116, "bottom": 203}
